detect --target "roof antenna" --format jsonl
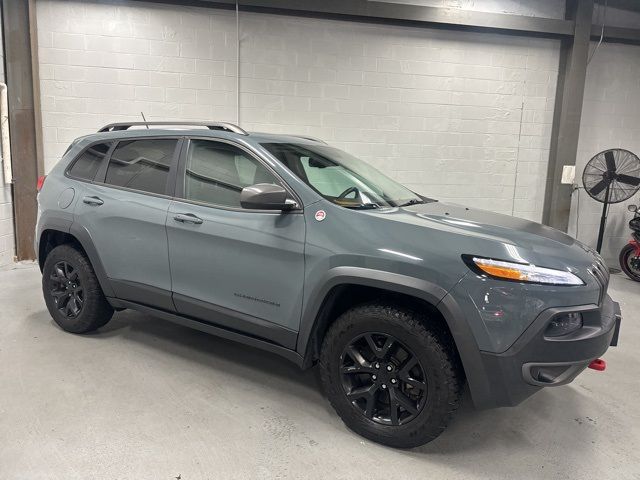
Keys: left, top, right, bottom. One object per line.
{"left": 140, "top": 112, "right": 149, "bottom": 129}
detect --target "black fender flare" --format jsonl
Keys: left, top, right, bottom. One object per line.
{"left": 38, "top": 220, "right": 115, "bottom": 298}
{"left": 296, "top": 266, "right": 493, "bottom": 407}
{"left": 68, "top": 223, "right": 115, "bottom": 298}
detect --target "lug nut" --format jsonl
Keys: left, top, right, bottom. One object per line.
{"left": 386, "top": 365, "right": 393, "bottom": 372}
{"left": 381, "top": 384, "right": 387, "bottom": 389}
{"left": 391, "top": 378, "right": 397, "bottom": 384}
{"left": 375, "top": 362, "right": 380, "bottom": 369}
{"left": 372, "top": 374, "right": 377, "bottom": 380}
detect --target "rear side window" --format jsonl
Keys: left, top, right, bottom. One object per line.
{"left": 105, "top": 139, "right": 177, "bottom": 195}
{"left": 67, "top": 142, "right": 112, "bottom": 181}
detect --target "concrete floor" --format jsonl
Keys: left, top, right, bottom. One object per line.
{"left": 1, "top": 264, "right": 639, "bottom": 480}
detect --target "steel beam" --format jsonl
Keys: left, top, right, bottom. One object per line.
{"left": 542, "top": 0, "right": 595, "bottom": 231}
{"left": 140, "top": 0, "right": 574, "bottom": 37}
{"left": 2, "top": 0, "right": 43, "bottom": 260}
{"left": 600, "top": 0, "right": 640, "bottom": 12}
{"left": 591, "top": 25, "right": 640, "bottom": 45}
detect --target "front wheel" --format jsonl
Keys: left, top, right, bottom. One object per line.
{"left": 319, "top": 303, "right": 463, "bottom": 448}
{"left": 619, "top": 244, "right": 640, "bottom": 282}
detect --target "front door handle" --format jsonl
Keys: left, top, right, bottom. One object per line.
{"left": 173, "top": 213, "right": 203, "bottom": 225}
{"left": 82, "top": 196, "right": 104, "bottom": 206}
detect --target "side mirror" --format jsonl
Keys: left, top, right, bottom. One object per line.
{"left": 240, "top": 183, "right": 295, "bottom": 211}
{"left": 628, "top": 204, "right": 638, "bottom": 212}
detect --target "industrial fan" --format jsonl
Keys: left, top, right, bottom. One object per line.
{"left": 583, "top": 148, "right": 640, "bottom": 253}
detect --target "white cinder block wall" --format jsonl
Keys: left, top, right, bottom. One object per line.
{"left": 0, "top": 18, "right": 15, "bottom": 268}
{"left": 568, "top": 41, "right": 640, "bottom": 265}
{"left": 37, "top": 0, "right": 561, "bottom": 221}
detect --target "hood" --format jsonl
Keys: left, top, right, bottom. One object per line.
{"left": 365, "top": 201, "right": 601, "bottom": 272}
{"left": 411, "top": 202, "right": 574, "bottom": 246}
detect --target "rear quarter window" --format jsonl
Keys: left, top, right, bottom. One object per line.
{"left": 67, "top": 142, "right": 113, "bottom": 181}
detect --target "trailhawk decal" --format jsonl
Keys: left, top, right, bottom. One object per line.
{"left": 234, "top": 292, "right": 280, "bottom": 307}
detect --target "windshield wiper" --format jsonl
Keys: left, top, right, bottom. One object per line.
{"left": 398, "top": 199, "right": 425, "bottom": 207}
{"left": 343, "top": 203, "right": 380, "bottom": 210}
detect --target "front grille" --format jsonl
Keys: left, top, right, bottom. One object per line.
{"left": 589, "top": 258, "right": 609, "bottom": 305}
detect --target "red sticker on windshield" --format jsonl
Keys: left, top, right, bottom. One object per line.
{"left": 315, "top": 210, "right": 326, "bottom": 222}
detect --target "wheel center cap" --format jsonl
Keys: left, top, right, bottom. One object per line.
{"left": 374, "top": 363, "right": 396, "bottom": 384}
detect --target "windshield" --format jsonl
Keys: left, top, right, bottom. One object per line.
{"left": 261, "top": 143, "right": 426, "bottom": 209}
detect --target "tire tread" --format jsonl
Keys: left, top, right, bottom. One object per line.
{"left": 42, "top": 244, "right": 113, "bottom": 333}
{"left": 319, "top": 302, "right": 463, "bottom": 448}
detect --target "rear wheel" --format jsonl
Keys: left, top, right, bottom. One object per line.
{"left": 619, "top": 244, "right": 640, "bottom": 282}
{"left": 319, "top": 303, "right": 463, "bottom": 448}
{"left": 42, "top": 244, "right": 114, "bottom": 333}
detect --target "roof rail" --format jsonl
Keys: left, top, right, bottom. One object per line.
{"left": 98, "top": 121, "right": 248, "bottom": 135}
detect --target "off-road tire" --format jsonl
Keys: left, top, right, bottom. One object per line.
{"left": 319, "top": 303, "right": 463, "bottom": 448}
{"left": 42, "top": 244, "right": 114, "bottom": 333}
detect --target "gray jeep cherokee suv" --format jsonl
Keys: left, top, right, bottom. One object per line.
{"left": 36, "top": 121, "right": 621, "bottom": 448}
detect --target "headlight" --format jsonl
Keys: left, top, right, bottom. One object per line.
{"left": 463, "top": 256, "right": 584, "bottom": 286}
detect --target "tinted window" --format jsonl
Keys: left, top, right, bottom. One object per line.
{"left": 184, "top": 140, "right": 278, "bottom": 207}
{"left": 68, "top": 142, "right": 112, "bottom": 181}
{"left": 105, "top": 139, "right": 177, "bottom": 195}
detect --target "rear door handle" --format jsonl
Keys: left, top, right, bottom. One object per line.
{"left": 173, "top": 213, "right": 203, "bottom": 225}
{"left": 82, "top": 196, "right": 104, "bottom": 206}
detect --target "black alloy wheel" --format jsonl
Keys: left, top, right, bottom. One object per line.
{"left": 49, "top": 261, "right": 84, "bottom": 318}
{"left": 42, "top": 244, "right": 114, "bottom": 333}
{"left": 340, "top": 332, "right": 427, "bottom": 426}
{"left": 320, "top": 303, "right": 463, "bottom": 448}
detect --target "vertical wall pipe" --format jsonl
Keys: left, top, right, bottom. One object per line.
{"left": 0, "top": 83, "right": 11, "bottom": 184}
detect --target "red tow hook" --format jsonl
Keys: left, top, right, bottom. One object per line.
{"left": 588, "top": 358, "right": 606, "bottom": 371}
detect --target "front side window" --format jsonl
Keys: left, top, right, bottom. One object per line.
{"left": 105, "top": 139, "right": 177, "bottom": 195}
{"left": 183, "top": 140, "right": 279, "bottom": 208}
{"left": 262, "top": 143, "right": 425, "bottom": 209}
{"left": 68, "top": 141, "right": 113, "bottom": 181}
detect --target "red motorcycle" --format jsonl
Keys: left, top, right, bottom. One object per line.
{"left": 619, "top": 203, "right": 640, "bottom": 281}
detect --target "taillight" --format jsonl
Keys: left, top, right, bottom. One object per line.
{"left": 37, "top": 175, "right": 47, "bottom": 192}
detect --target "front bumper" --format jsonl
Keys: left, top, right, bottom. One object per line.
{"left": 478, "top": 294, "right": 621, "bottom": 407}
